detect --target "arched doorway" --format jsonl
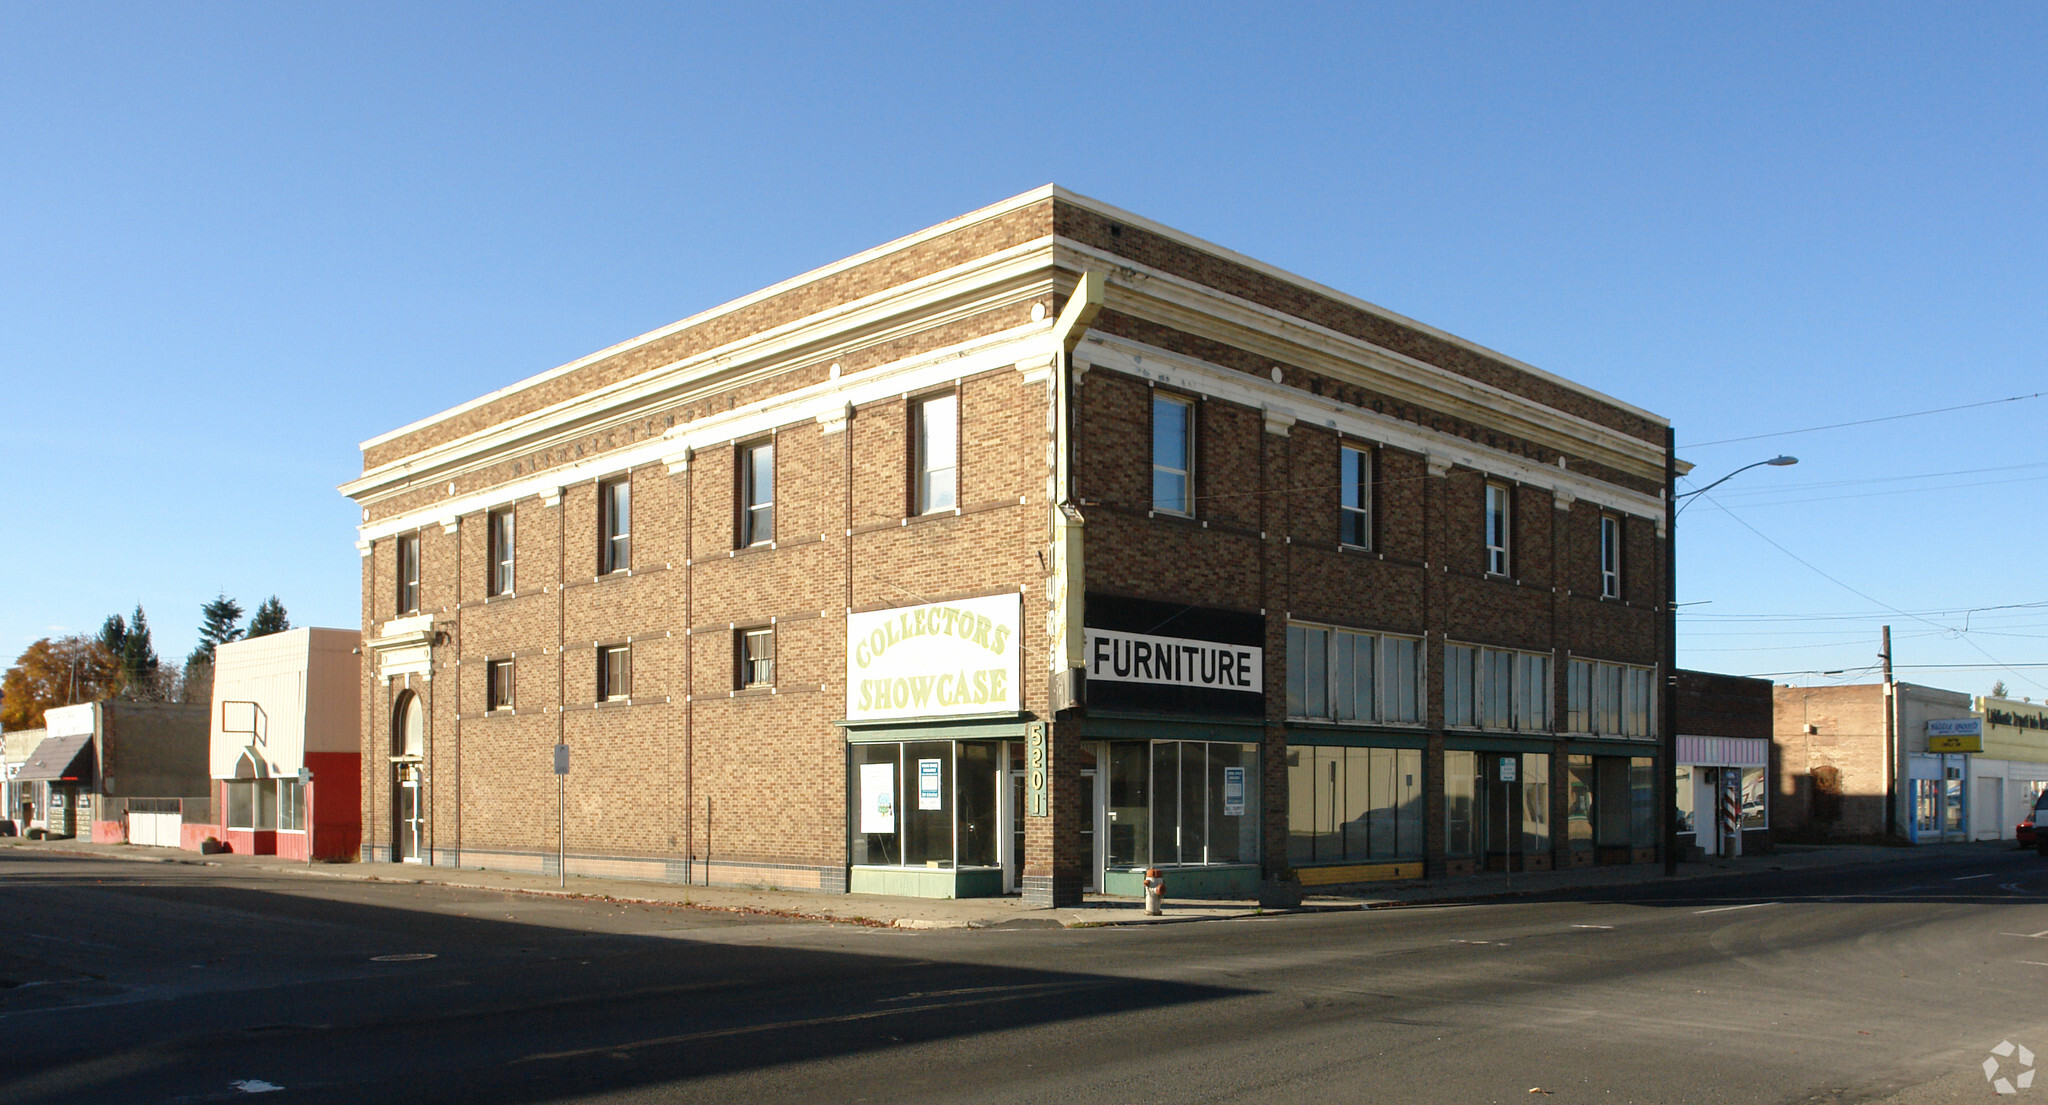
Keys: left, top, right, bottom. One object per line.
{"left": 392, "top": 692, "right": 424, "bottom": 863}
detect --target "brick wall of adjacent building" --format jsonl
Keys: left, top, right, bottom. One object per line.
{"left": 1773, "top": 684, "right": 1891, "bottom": 841}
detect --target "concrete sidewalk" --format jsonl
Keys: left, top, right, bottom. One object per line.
{"left": 3, "top": 836, "right": 2021, "bottom": 929}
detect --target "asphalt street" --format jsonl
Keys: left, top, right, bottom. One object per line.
{"left": 5, "top": 848, "right": 2048, "bottom": 1104}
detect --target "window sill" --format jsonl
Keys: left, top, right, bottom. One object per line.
{"left": 731, "top": 686, "right": 776, "bottom": 698}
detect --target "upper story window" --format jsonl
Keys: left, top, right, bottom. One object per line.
{"left": 1340, "top": 445, "right": 1372, "bottom": 548}
{"left": 486, "top": 658, "right": 514, "bottom": 712}
{"left": 599, "top": 476, "right": 630, "bottom": 574}
{"left": 1567, "top": 658, "right": 1655, "bottom": 738}
{"left": 598, "top": 644, "right": 631, "bottom": 702}
{"left": 738, "top": 626, "right": 775, "bottom": 689}
{"left": 1600, "top": 514, "right": 1622, "bottom": 599}
{"left": 395, "top": 533, "right": 421, "bottom": 614}
{"left": 1484, "top": 483, "right": 1512, "bottom": 575}
{"left": 1286, "top": 623, "right": 1423, "bottom": 724}
{"left": 914, "top": 393, "right": 958, "bottom": 514}
{"left": 487, "top": 508, "right": 515, "bottom": 596}
{"left": 1445, "top": 643, "right": 1551, "bottom": 732}
{"left": 1151, "top": 393, "right": 1193, "bottom": 515}
{"left": 740, "top": 440, "right": 774, "bottom": 547}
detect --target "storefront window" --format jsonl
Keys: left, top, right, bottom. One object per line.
{"left": 1288, "top": 744, "right": 1423, "bottom": 865}
{"left": 226, "top": 781, "right": 253, "bottom": 829}
{"left": 1445, "top": 750, "right": 1476, "bottom": 856}
{"left": 279, "top": 780, "right": 304, "bottom": 832}
{"left": 1522, "top": 754, "right": 1550, "bottom": 853}
{"left": 849, "top": 741, "right": 1000, "bottom": 871}
{"left": 957, "top": 742, "right": 998, "bottom": 868}
{"left": 1118, "top": 741, "right": 1257, "bottom": 867}
{"left": 1630, "top": 758, "right": 1656, "bottom": 848}
{"left": 1739, "top": 767, "right": 1766, "bottom": 830}
{"left": 1108, "top": 742, "right": 1150, "bottom": 867}
{"left": 1673, "top": 764, "right": 1695, "bottom": 834}
{"left": 1568, "top": 755, "right": 1595, "bottom": 850}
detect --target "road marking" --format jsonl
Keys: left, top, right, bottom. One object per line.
{"left": 2020, "top": 962, "right": 2048, "bottom": 968}
{"left": 1999, "top": 931, "right": 2048, "bottom": 939}
{"left": 1694, "top": 902, "right": 1778, "bottom": 915}
{"left": 2003, "top": 883, "right": 2029, "bottom": 894}
{"left": 1954, "top": 873, "right": 1997, "bottom": 881}
{"left": 1570, "top": 924, "right": 1614, "bottom": 930}
{"left": 231, "top": 1080, "right": 284, "bottom": 1093}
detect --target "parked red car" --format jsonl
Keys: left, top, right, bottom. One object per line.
{"left": 2020, "top": 813, "right": 2038, "bottom": 848}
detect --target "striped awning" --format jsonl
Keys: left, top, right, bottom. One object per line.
{"left": 1676, "top": 735, "right": 1767, "bottom": 768}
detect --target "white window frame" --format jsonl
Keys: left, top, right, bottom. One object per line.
{"left": 598, "top": 644, "right": 631, "bottom": 702}
{"left": 1566, "top": 656, "right": 1656, "bottom": 738}
{"left": 1600, "top": 514, "right": 1621, "bottom": 599}
{"left": 395, "top": 532, "right": 420, "bottom": 615}
{"left": 599, "top": 476, "right": 630, "bottom": 574}
{"left": 1485, "top": 483, "right": 1512, "bottom": 576}
{"left": 1151, "top": 392, "right": 1194, "bottom": 516}
{"left": 1340, "top": 444, "right": 1371, "bottom": 549}
{"left": 739, "top": 626, "right": 774, "bottom": 689}
{"left": 741, "top": 440, "right": 774, "bottom": 547}
{"left": 1286, "top": 622, "right": 1424, "bottom": 726}
{"left": 1447, "top": 642, "right": 1552, "bottom": 733}
{"left": 914, "top": 392, "right": 958, "bottom": 515}
{"left": 488, "top": 508, "right": 515, "bottom": 596}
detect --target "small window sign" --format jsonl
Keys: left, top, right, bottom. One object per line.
{"left": 917, "top": 758, "right": 943, "bottom": 810}
{"left": 1223, "top": 766, "right": 1246, "bottom": 817}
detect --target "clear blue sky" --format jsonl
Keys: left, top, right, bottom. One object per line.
{"left": 3, "top": 2, "right": 2044, "bottom": 695}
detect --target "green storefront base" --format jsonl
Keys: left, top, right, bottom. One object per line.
{"left": 849, "top": 865, "right": 1005, "bottom": 899}
{"left": 1101, "top": 864, "right": 1260, "bottom": 900}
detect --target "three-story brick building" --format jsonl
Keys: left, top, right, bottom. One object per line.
{"left": 343, "top": 186, "right": 1674, "bottom": 905}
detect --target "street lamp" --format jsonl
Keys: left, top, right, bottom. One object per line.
{"left": 1663, "top": 450, "right": 1799, "bottom": 876}
{"left": 1673, "top": 455, "right": 1797, "bottom": 515}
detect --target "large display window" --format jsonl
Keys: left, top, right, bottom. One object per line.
{"left": 850, "top": 740, "right": 999, "bottom": 870}
{"left": 1285, "top": 745, "right": 1424, "bottom": 865}
{"left": 1105, "top": 740, "right": 1257, "bottom": 868}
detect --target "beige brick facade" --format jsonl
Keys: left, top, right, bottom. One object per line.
{"left": 344, "top": 186, "right": 1674, "bottom": 901}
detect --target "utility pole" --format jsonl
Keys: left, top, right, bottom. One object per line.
{"left": 1881, "top": 626, "right": 1897, "bottom": 840}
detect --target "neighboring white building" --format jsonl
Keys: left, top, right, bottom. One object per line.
{"left": 207, "top": 628, "right": 363, "bottom": 859}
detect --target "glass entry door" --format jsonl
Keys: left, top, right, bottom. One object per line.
{"left": 1004, "top": 763, "right": 1098, "bottom": 894}
{"left": 397, "top": 774, "right": 423, "bottom": 862}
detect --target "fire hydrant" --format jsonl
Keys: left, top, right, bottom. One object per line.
{"left": 1143, "top": 867, "right": 1165, "bottom": 916}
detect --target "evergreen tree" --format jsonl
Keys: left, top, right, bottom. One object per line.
{"left": 187, "top": 593, "right": 245, "bottom": 668}
{"left": 1992, "top": 679, "right": 2010, "bottom": 699}
{"left": 98, "top": 605, "right": 162, "bottom": 696}
{"left": 245, "top": 596, "right": 291, "bottom": 640}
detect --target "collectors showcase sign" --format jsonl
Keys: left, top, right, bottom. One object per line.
{"left": 1084, "top": 593, "right": 1264, "bottom": 718}
{"left": 847, "top": 594, "right": 1021, "bottom": 721}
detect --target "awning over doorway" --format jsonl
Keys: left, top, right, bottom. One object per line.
{"left": 17, "top": 733, "right": 94, "bottom": 783}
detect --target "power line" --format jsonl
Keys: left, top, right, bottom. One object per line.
{"left": 1682, "top": 391, "right": 2045, "bottom": 448}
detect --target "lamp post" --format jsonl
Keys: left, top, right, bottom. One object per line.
{"left": 1663, "top": 450, "right": 1797, "bottom": 876}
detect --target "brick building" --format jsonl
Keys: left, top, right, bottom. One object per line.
{"left": 1774, "top": 683, "right": 2045, "bottom": 845}
{"left": 1673, "top": 669, "right": 1773, "bottom": 857}
{"left": 342, "top": 186, "right": 1675, "bottom": 904}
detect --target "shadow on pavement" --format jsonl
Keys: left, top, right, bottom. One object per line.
{"left": 0, "top": 852, "right": 1250, "bottom": 1105}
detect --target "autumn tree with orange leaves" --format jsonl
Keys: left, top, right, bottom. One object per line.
{"left": 1, "top": 636, "right": 124, "bottom": 730}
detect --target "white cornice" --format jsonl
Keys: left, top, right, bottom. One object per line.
{"left": 1079, "top": 332, "right": 1666, "bottom": 522}
{"left": 1044, "top": 185, "right": 1669, "bottom": 429}
{"left": 343, "top": 238, "right": 1060, "bottom": 502}
{"left": 1055, "top": 239, "right": 1666, "bottom": 481}
{"left": 356, "top": 325, "right": 1054, "bottom": 543}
